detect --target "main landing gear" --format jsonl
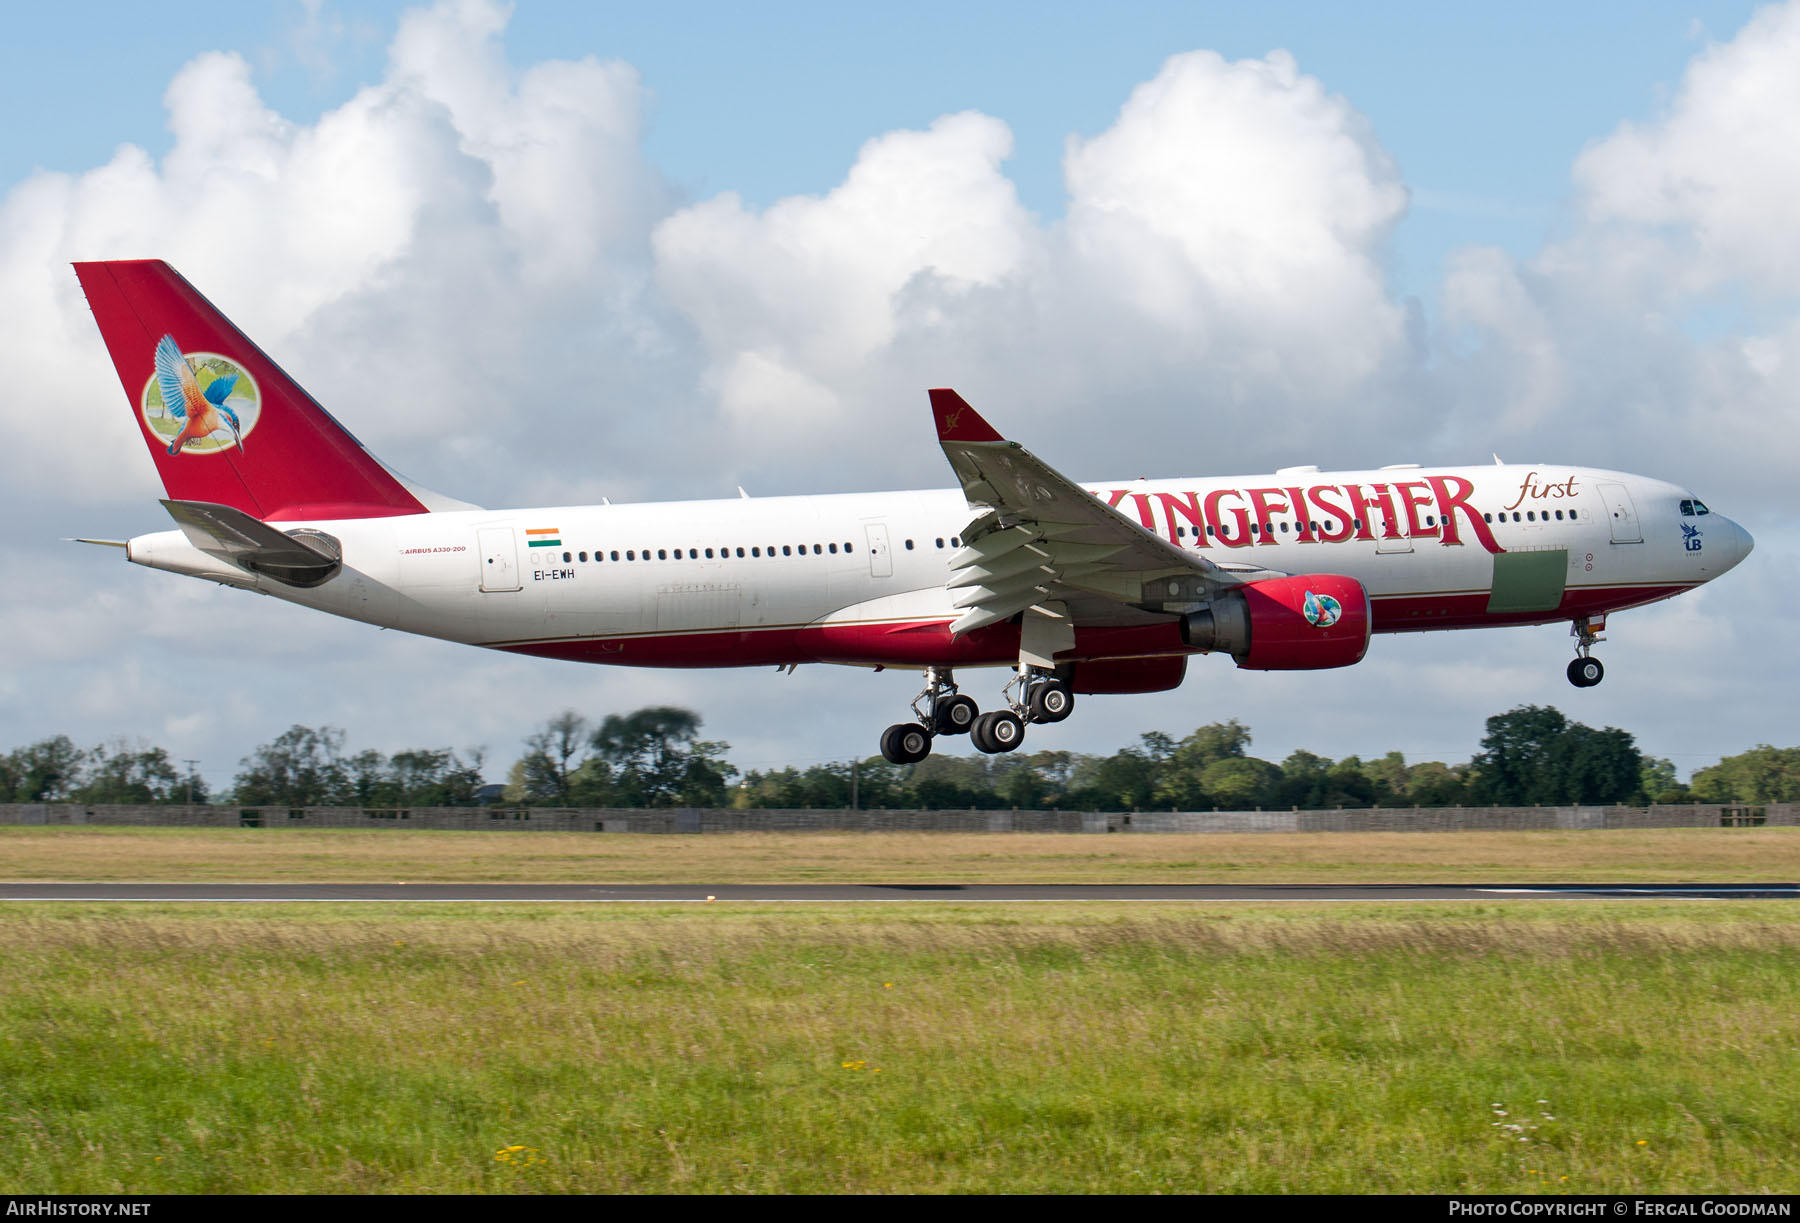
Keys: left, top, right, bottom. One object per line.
{"left": 1567, "top": 615, "right": 1605, "bottom": 688}
{"left": 878, "top": 665, "right": 1076, "bottom": 764}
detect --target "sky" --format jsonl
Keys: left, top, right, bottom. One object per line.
{"left": 3, "top": 0, "right": 1796, "bottom": 793}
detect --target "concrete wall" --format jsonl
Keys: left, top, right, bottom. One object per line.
{"left": 2, "top": 802, "right": 1793, "bottom": 832}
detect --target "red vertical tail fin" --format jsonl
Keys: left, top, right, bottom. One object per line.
{"left": 75, "top": 260, "right": 430, "bottom": 521}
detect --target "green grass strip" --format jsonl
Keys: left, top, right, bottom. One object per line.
{"left": 1, "top": 903, "right": 1796, "bottom": 1193}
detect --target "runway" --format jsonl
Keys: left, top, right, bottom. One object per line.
{"left": 0, "top": 882, "right": 1795, "bottom": 902}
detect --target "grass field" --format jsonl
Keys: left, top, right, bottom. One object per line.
{"left": 2, "top": 827, "right": 1797, "bottom": 1193}
{"left": 3, "top": 824, "right": 1798, "bottom": 883}
{"left": 2, "top": 903, "right": 1797, "bottom": 1194}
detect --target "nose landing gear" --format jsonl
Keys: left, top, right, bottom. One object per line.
{"left": 1567, "top": 616, "right": 1605, "bottom": 688}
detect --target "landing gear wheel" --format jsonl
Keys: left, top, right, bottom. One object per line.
{"left": 971, "top": 710, "right": 1025, "bottom": 755}
{"left": 1026, "top": 680, "right": 1074, "bottom": 724}
{"left": 933, "top": 694, "right": 978, "bottom": 736}
{"left": 1567, "top": 657, "right": 1604, "bottom": 688}
{"left": 880, "top": 722, "right": 933, "bottom": 764}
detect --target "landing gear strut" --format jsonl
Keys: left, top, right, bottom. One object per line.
{"left": 1567, "top": 616, "right": 1605, "bottom": 688}
{"left": 878, "top": 663, "right": 1079, "bottom": 762}
{"left": 967, "top": 667, "right": 1075, "bottom": 756}
{"left": 1003, "top": 666, "right": 1074, "bottom": 725}
{"left": 879, "top": 667, "right": 976, "bottom": 764}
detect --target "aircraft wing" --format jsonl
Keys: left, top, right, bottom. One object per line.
{"left": 930, "top": 389, "right": 1250, "bottom": 637}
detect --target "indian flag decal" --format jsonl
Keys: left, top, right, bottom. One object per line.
{"left": 526, "top": 527, "right": 562, "bottom": 548}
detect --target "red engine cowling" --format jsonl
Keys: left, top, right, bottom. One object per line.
{"left": 1062, "top": 655, "right": 1189, "bottom": 694}
{"left": 1181, "top": 574, "right": 1371, "bottom": 671}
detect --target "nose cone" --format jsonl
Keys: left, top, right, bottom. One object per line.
{"left": 1720, "top": 516, "right": 1753, "bottom": 574}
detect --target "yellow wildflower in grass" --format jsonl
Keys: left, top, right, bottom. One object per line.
{"left": 494, "top": 1144, "right": 547, "bottom": 1169}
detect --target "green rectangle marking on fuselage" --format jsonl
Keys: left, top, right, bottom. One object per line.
{"left": 1487, "top": 549, "right": 1569, "bottom": 613}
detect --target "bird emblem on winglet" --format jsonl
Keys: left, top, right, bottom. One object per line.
{"left": 154, "top": 334, "right": 245, "bottom": 455}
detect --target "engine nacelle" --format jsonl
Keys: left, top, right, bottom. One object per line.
{"left": 1181, "top": 574, "right": 1371, "bottom": 671}
{"left": 1060, "top": 655, "right": 1189, "bottom": 694}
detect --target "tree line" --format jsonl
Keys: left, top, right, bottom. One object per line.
{"left": 7, "top": 703, "right": 1798, "bottom": 810}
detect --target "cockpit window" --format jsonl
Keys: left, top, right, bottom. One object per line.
{"left": 1680, "top": 499, "right": 1712, "bottom": 517}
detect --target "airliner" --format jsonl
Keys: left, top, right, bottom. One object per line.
{"left": 74, "top": 260, "right": 1753, "bottom": 764}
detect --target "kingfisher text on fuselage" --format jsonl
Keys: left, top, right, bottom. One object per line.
{"left": 1099, "top": 474, "right": 1509, "bottom": 554}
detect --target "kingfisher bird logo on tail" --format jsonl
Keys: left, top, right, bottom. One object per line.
{"left": 75, "top": 259, "right": 437, "bottom": 522}
{"left": 146, "top": 335, "right": 258, "bottom": 455}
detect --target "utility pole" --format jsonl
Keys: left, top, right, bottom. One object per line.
{"left": 184, "top": 760, "right": 199, "bottom": 807}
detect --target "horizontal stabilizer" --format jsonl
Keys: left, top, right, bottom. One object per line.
{"left": 161, "top": 499, "right": 343, "bottom": 588}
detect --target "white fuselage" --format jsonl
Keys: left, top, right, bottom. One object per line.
{"left": 125, "top": 464, "right": 1752, "bottom": 672}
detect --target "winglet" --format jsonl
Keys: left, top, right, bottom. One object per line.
{"left": 929, "top": 388, "right": 1005, "bottom": 444}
